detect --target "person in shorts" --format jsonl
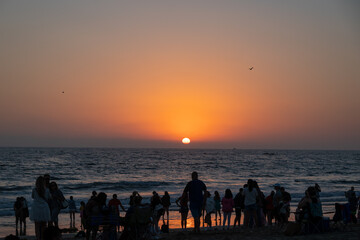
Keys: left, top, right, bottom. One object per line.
{"left": 183, "top": 172, "right": 207, "bottom": 233}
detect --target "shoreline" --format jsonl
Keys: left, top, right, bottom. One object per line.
{"left": 2, "top": 209, "right": 359, "bottom": 239}
{"left": 3, "top": 223, "right": 360, "bottom": 240}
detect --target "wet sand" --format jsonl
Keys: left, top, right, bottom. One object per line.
{"left": 3, "top": 224, "right": 360, "bottom": 240}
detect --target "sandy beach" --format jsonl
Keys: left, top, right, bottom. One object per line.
{"left": 4, "top": 224, "right": 360, "bottom": 240}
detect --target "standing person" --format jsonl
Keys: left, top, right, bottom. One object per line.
{"left": 79, "top": 201, "right": 86, "bottom": 230}
{"left": 85, "top": 192, "right": 107, "bottom": 240}
{"left": 183, "top": 171, "right": 207, "bottom": 233}
{"left": 30, "top": 176, "right": 51, "bottom": 240}
{"left": 129, "top": 191, "right": 142, "bottom": 206}
{"left": 222, "top": 189, "right": 234, "bottom": 230}
{"left": 91, "top": 191, "right": 97, "bottom": 200}
{"left": 20, "top": 197, "right": 29, "bottom": 235}
{"left": 254, "top": 181, "right": 266, "bottom": 227}
{"left": 68, "top": 196, "right": 76, "bottom": 229}
{"left": 243, "top": 179, "right": 258, "bottom": 229}
{"left": 272, "top": 183, "right": 282, "bottom": 224}
{"left": 49, "top": 181, "right": 65, "bottom": 227}
{"left": 175, "top": 192, "right": 189, "bottom": 230}
{"left": 108, "top": 194, "right": 126, "bottom": 232}
{"left": 161, "top": 191, "right": 171, "bottom": 224}
{"left": 233, "top": 188, "right": 243, "bottom": 227}
{"left": 345, "top": 187, "right": 358, "bottom": 223}
{"left": 214, "top": 191, "right": 221, "bottom": 226}
{"left": 43, "top": 174, "right": 50, "bottom": 189}
{"left": 204, "top": 191, "right": 215, "bottom": 229}
{"left": 265, "top": 191, "right": 275, "bottom": 226}
{"left": 14, "top": 197, "right": 23, "bottom": 235}
{"left": 150, "top": 191, "right": 164, "bottom": 234}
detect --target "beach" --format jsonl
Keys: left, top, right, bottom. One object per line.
{"left": 3, "top": 224, "right": 360, "bottom": 240}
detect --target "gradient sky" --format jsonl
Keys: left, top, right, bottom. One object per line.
{"left": 1, "top": 1, "right": 359, "bottom": 149}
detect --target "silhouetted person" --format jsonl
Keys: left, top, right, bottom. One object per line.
{"left": 175, "top": 192, "right": 189, "bottom": 229}
{"left": 108, "top": 194, "right": 125, "bottom": 231}
{"left": 68, "top": 196, "right": 76, "bottom": 228}
{"left": 14, "top": 197, "right": 27, "bottom": 236}
{"left": 233, "top": 188, "right": 243, "bottom": 227}
{"left": 161, "top": 191, "right": 171, "bottom": 223}
{"left": 85, "top": 192, "right": 107, "bottom": 240}
{"left": 49, "top": 181, "right": 65, "bottom": 228}
{"left": 222, "top": 189, "right": 234, "bottom": 230}
{"left": 30, "top": 176, "right": 51, "bottom": 240}
{"left": 183, "top": 171, "right": 207, "bottom": 233}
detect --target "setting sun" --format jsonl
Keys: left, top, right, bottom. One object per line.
{"left": 182, "top": 138, "right": 191, "bottom": 144}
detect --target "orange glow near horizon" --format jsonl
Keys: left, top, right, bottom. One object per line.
{"left": 0, "top": 2, "right": 359, "bottom": 149}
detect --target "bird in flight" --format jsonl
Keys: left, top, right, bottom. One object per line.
{"left": 249, "top": 67, "right": 253, "bottom": 70}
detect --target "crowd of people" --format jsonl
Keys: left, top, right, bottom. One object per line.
{"left": 15, "top": 172, "right": 360, "bottom": 240}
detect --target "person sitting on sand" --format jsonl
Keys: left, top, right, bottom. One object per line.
{"left": 296, "top": 190, "right": 311, "bottom": 223}
{"left": 184, "top": 171, "right": 207, "bottom": 233}
{"left": 298, "top": 187, "right": 323, "bottom": 224}
{"left": 176, "top": 192, "right": 189, "bottom": 230}
{"left": 214, "top": 191, "right": 221, "bottom": 226}
{"left": 222, "top": 189, "right": 234, "bottom": 230}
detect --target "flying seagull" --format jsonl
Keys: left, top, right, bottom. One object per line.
{"left": 249, "top": 67, "right": 253, "bottom": 70}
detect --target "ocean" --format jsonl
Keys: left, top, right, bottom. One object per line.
{"left": 0, "top": 148, "right": 359, "bottom": 236}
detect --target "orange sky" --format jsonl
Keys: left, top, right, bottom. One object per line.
{"left": 0, "top": 1, "right": 359, "bottom": 149}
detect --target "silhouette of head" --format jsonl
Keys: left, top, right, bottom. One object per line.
{"left": 192, "top": 171, "right": 198, "bottom": 180}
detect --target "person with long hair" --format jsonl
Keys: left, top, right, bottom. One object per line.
{"left": 243, "top": 179, "right": 258, "bottom": 229}
{"left": 29, "top": 176, "right": 51, "bottom": 240}
{"left": 222, "top": 189, "right": 234, "bottom": 230}
{"left": 214, "top": 191, "right": 221, "bottom": 226}
{"left": 85, "top": 192, "right": 107, "bottom": 240}
{"left": 175, "top": 192, "right": 189, "bottom": 229}
{"left": 49, "top": 181, "right": 65, "bottom": 227}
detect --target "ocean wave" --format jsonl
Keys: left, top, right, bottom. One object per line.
{"left": 0, "top": 185, "right": 31, "bottom": 192}
{"left": 62, "top": 180, "right": 177, "bottom": 191}
{"left": 329, "top": 180, "right": 360, "bottom": 184}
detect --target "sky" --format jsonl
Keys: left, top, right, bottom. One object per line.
{"left": 0, "top": 1, "right": 359, "bottom": 149}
